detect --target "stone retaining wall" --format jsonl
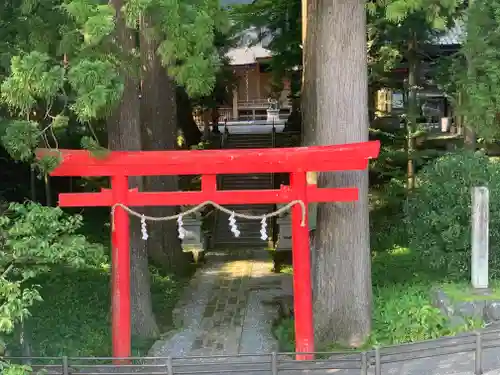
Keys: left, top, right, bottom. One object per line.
{"left": 432, "top": 288, "right": 500, "bottom": 327}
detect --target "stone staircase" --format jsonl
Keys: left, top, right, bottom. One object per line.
{"left": 213, "top": 133, "right": 275, "bottom": 249}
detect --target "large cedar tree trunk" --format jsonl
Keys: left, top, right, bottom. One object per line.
{"left": 302, "top": 0, "right": 372, "bottom": 347}
{"left": 140, "top": 18, "right": 189, "bottom": 275}
{"left": 108, "top": 0, "right": 159, "bottom": 339}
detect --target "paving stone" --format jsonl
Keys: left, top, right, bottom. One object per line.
{"left": 148, "top": 250, "right": 285, "bottom": 358}
{"left": 228, "top": 296, "right": 238, "bottom": 305}
{"left": 191, "top": 338, "right": 203, "bottom": 350}
{"left": 203, "top": 305, "right": 216, "bottom": 318}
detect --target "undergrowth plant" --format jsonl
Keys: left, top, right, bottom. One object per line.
{"left": 0, "top": 202, "right": 106, "bottom": 373}
{"left": 406, "top": 151, "right": 500, "bottom": 279}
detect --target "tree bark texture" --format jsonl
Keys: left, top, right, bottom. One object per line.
{"left": 301, "top": 0, "right": 317, "bottom": 145}
{"left": 302, "top": 0, "right": 372, "bottom": 347}
{"left": 108, "top": 0, "right": 159, "bottom": 339}
{"left": 140, "top": 17, "right": 189, "bottom": 275}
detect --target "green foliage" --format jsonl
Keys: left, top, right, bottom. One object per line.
{"left": 67, "top": 59, "right": 124, "bottom": 122}
{"left": 453, "top": 0, "right": 500, "bottom": 140}
{"left": 1, "top": 121, "right": 40, "bottom": 162}
{"left": 367, "top": 0, "right": 460, "bottom": 77}
{"left": 0, "top": 50, "right": 122, "bottom": 165}
{"left": 406, "top": 151, "right": 500, "bottom": 277}
{"left": 231, "top": 0, "right": 301, "bottom": 97}
{"left": 36, "top": 154, "right": 62, "bottom": 175}
{"left": 371, "top": 284, "right": 478, "bottom": 344}
{"left": 80, "top": 136, "right": 109, "bottom": 159}
{"left": 0, "top": 202, "right": 106, "bottom": 336}
{"left": 191, "top": 32, "right": 238, "bottom": 111}
{"left": 371, "top": 248, "right": 482, "bottom": 345}
{"left": 274, "top": 247, "right": 482, "bottom": 350}
{"left": 273, "top": 317, "right": 295, "bottom": 352}
{"left": 0, "top": 203, "right": 107, "bottom": 372}
{"left": 377, "top": 0, "right": 458, "bottom": 28}
{"left": 130, "top": 0, "right": 229, "bottom": 97}
{"left": 0, "top": 0, "right": 229, "bottom": 169}
{"left": 0, "top": 363, "right": 33, "bottom": 375}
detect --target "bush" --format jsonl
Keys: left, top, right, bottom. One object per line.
{"left": 371, "top": 284, "right": 479, "bottom": 345}
{"left": 406, "top": 151, "right": 500, "bottom": 278}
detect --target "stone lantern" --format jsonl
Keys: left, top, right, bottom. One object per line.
{"left": 180, "top": 208, "right": 206, "bottom": 263}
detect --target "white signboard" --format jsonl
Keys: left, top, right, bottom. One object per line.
{"left": 392, "top": 92, "right": 404, "bottom": 109}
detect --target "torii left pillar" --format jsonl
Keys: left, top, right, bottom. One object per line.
{"left": 110, "top": 175, "right": 131, "bottom": 361}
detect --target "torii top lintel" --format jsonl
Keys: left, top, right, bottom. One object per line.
{"left": 38, "top": 141, "right": 380, "bottom": 177}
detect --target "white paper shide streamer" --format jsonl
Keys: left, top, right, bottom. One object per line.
{"left": 141, "top": 215, "right": 149, "bottom": 240}
{"left": 229, "top": 212, "right": 240, "bottom": 237}
{"left": 112, "top": 199, "right": 307, "bottom": 244}
{"left": 260, "top": 217, "right": 267, "bottom": 241}
{"left": 177, "top": 216, "right": 187, "bottom": 239}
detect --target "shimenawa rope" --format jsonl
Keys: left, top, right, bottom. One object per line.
{"left": 110, "top": 200, "right": 307, "bottom": 232}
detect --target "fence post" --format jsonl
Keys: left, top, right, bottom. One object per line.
{"left": 360, "top": 352, "right": 368, "bottom": 375}
{"left": 374, "top": 347, "right": 381, "bottom": 375}
{"left": 62, "top": 356, "right": 69, "bottom": 375}
{"left": 167, "top": 356, "right": 174, "bottom": 375}
{"left": 471, "top": 186, "right": 489, "bottom": 291}
{"left": 271, "top": 352, "right": 278, "bottom": 375}
{"left": 475, "top": 331, "right": 483, "bottom": 375}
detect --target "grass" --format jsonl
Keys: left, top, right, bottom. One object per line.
{"left": 441, "top": 281, "right": 500, "bottom": 302}
{"left": 273, "top": 243, "right": 484, "bottom": 350}
{"left": 6, "top": 210, "right": 191, "bottom": 358}
{"left": 7, "top": 266, "right": 186, "bottom": 358}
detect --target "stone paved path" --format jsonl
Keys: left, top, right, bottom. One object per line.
{"left": 149, "top": 249, "right": 287, "bottom": 358}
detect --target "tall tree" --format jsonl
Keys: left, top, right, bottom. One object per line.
{"left": 302, "top": 0, "right": 371, "bottom": 346}
{"left": 107, "top": 0, "right": 160, "bottom": 338}
{"left": 454, "top": 0, "right": 500, "bottom": 142}
{"left": 140, "top": 15, "right": 186, "bottom": 274}
{"left": 135, "top": 0, "right": 228, "bottom": 273}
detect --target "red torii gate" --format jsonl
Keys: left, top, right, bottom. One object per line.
{"left": 40, "top": 140, "right": 380, "bottom": 360}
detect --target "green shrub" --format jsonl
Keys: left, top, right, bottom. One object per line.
{"left": 273, "top": 281, "right": 481, "bottom": 349}
{"left": 406, "top": 151, "right": 500, "bottom": 278}
{"left": 371, "top": 284, "right": 479, "bottom": 345}
{"left": 370, "top": 178, "right": 408, "bottom": 252}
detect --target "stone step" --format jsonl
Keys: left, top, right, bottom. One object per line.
{"left": 220, "top": 178, "right": 272, "bottom": 184}
{"left": 220, "top": 183, "right": 273, "bottom": 188}
{"left": 226, "top": 134, "right": 272, "bottom": 139}
{"left": 224, "top": 144, "right": 273, "bottom": 149}
{"left": 220, "top": 173, "right": 272, "bottom": 178}
{"left": 214, "top": 136, "right": 278, "bottom": 248}
{"left": 213, "top": 202, "right": 274, "bottom": 247}
{"left": 225, "top": 138, "right": 272, "bottom": 143}
{"left": 220, "top": 184, "right": 273, "bottom": 190}
{"left": 220, "top": 182, "right": 273, "bottom": 187}
{"left": 215, "top": 224, "right": 269, "bottom": 236}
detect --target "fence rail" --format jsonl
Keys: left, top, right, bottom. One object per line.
{"left": 3, "top": 329, "right": 500, "bottom": 375}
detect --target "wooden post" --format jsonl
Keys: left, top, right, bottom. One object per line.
{"left": 232, "top": 88, "right": 238, "bottom": 120}
{"left": 290, "top": 171, "right": 314, "bottom": 360}
{"left": 471, "top": 186, "right": 489, "bottom": 290}
{"left": 111, "top": 175, "right": 131, "bottom": 361}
